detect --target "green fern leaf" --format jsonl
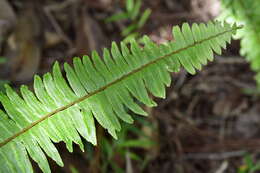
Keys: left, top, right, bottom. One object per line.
{"left": 0, "top": 21, "right": 240, "bottom": 173}
{"left": 220, "top": 0, "right": 260, "bottom": 86}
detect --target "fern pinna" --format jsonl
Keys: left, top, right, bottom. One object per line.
{"left": 0, "top": 21, "right": 240, "bottom": 173}
{"left": 220, "top": 0, "right": 260, "bottom": 86}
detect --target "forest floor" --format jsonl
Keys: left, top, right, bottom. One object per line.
{"left": 1, "top": 0, "right": 260, "bottom": 173}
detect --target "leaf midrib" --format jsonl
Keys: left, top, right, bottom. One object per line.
{"left": 0, "top": 26, "right": 240, "bottom": 148}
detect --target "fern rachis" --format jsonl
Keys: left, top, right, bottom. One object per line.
{"left": 0, "top": 21, "right": 240, "bottom": 173}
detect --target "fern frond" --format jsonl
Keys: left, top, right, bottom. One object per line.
{"left": 220, "top": 0, "right": 260, "bottom": 85}
{"left": 0, "top": 21, "right": 240, "bottom": 173}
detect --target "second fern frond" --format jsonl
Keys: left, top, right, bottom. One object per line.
{"left": 220, "top": 0, "right": 260, "bottom": 86}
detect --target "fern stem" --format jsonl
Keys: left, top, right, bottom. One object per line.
{"left": 0, "top": 26, "right": 242, "bottom": 148}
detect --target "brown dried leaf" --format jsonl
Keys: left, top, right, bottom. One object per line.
{"left": 74, "top": 4, "right": 108, "bottom": 56}
{"left": 4, "top": 2, "right": 43, "bottom": 82}
{"left": 0, "top": 0, "right": 16, "bottom": 53}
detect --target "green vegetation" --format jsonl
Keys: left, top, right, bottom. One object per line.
{"left": 0, "top": 57, "right": 8, "bottom": 92}
{"left": 106, "top": 0, "right": 151, "bottom": 42}
{"left": 0, "top": 21, "right": 240, "bottom": 173}
{"left": 97, "top": 116, "right": 154, "bottom": 173}
{"left": 0, "top": 57, "right": 6, "bottom": 64}
{"left": 220, "top": 0, "right": 260, "bottom": 86}
{"left": 238, "top": 154, "right": 260, "bottom": 173}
